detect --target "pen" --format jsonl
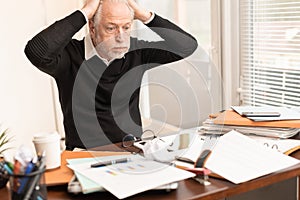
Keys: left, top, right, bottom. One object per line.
{"left": 91, "top": 158, "right": 131, "bottom": 168}
{"left": 23, "top": 152, "right": 46, "bottom": 200}
{"left": 17, "top": 160, "right": 36, "bottom": 194}
{"left": 5, "top": 161, "right": 14, "bottom": 171}
{"left": 3, "top": 163, "right": 13, "bottom": 175}
{"left": 13, "top": 160, "right": 22, "bottom": 192}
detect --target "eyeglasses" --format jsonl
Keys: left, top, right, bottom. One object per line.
{"left": 122, "top": 129, "right": 164, "bottom": 148}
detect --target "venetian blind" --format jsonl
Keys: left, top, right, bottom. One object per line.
{"left": 240, "top": 0, "right": 300, "bottom": 107}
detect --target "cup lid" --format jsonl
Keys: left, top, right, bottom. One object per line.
{"left": 33, "top": 132, "right": 60, "bottom": 143}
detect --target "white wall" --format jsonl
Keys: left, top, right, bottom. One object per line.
{"left": 0, "top": 0, "right": 81, "bottom": 158}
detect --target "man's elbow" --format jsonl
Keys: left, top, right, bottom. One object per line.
{"left": 188, "top": 38, "right": 198, "bottom": 55}
{"left": 180, "top": 37, "right": 198, "bottom": 57}
{"left": 24, "top": 36, "right": 47, "bottom": 67}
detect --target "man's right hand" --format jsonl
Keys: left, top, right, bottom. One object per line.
{"left": 81, "top": 0, "right": 102, "bottom": 20}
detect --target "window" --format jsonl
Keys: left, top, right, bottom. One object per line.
{"left": 137, "top": 0, "right": 222, "bottom": 128}
{"left": 240, "top": 0, "right": 300, "bottom": 107}
{"left": 176, "top": 0, "right": 212, "bottom": 53}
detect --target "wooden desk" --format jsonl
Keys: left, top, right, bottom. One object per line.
{"left": 1, "top": 144, "right": 300, "bottom": 200}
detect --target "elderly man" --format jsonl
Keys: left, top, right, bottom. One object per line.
{"left": 25, "top": 0, "right": 197, "bottom": 150}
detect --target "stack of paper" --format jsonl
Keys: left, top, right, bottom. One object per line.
{"left": 200, "top": 118, "right": 300, "bottom": 138}
{"left": 67, "top": 154, "right": 195, "bottom": 199}
{"left": 200, "top": 107, "right": 300, "bottom": 138}
{"left": 67, "top": 157, "right": 107, "bottom": 194}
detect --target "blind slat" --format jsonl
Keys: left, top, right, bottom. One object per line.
{"left": 242, "top": 91, "right": 300, "bottom": 102}
{"left": 242, "top": 58, "right": 300, "bottom": 65}
{"left": 243, "top": 11, "right": 300, "bottom": 16}
{"left": 241, "top": 63, "right": 300, "bottom": 71}
{"left": 241, "top": 38, "right": 300, "bottom": 43}
{"left": 240, "top": 2, "right": 300, "bottom": 7}
{"left": 242, "top": 6, "right": 300, "bottom": 12}
{"left": 241, "top": 16, "right": 300, "bottom": 20}
{"left": 241, "top": 50, "right": 300, "bottom": 56}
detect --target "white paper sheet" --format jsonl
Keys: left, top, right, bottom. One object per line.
{"left": 205, "top": 131, "right": 300, "bottom": 184}
{"left": 68, "top": 155, "right": 194, "bottom": 199}
{"left": 231, "top": 106, "right": 300, "bottom": 121}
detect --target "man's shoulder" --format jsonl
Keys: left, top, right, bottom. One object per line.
{"left": 70, "top": 38, "right": 85, "bottom": 47}
{"left": 130, "top": 37, "right": 139, "bottom": 43}
{"left": 129, "top": 37, "right": 152, "bottom": 50}
{"left": 66, "top": 38, "right": 85, "bottom": 56}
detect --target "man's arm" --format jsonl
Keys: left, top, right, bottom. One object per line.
{"left": 146, "top": 15, "right": 198, "bottom": 57}
{"left": 24, "top": 0, "right": 100, "bottom": 76}
{"left": 128, "top": 0, "right": 198, "bottom": 64}
{"left": 24, "top": 11, "right": 86, "bottom": 75}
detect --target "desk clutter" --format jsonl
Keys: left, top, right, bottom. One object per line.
{"left": 63, "top": 128, "right": 300, "bottom": 199}
{"left": 6, "top": 106, "right": 298, "bottom": 200}
{"left": 0, "top": 146, "right": 47, "bottom": 200}
{"left": 199, "top": 106, "right": 300, "bottom": 155}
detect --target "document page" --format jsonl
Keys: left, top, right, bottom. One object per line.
{"left": 205, "top": 131, "right": 300, "bottom": 184}
{"left": 175, "top": 134, "right": 206, "bottom": 163}
{"left": 68, "top": 154, "right": 194, "bottom": 199}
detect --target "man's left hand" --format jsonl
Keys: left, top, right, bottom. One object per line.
{"left": 127, "top": 0, "right": 152, "bottom": 23}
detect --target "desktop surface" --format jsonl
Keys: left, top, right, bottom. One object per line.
{"left": 1, "top": 135, "right": 300, "bottom": 200}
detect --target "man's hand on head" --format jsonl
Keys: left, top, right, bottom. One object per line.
{"left": 81, "top": 0, "right": 102, "bottom": 20}
{"left": 127, "top": 0, "right": 152, "bottom": 23}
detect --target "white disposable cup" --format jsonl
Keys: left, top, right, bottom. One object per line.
{"left": 33, "top": 132, "right": 61, "bottom": 170}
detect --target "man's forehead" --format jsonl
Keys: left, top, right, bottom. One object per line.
{"left": 101, "top": 1, "right": 132, "bottom": 18}
{"left": 101, "top": 18, "right": 132, "bottom": 26}
{"left": 99, "top": 2, "right": 133, "bottom": 23}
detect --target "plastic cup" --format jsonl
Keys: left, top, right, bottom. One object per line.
{"left": 33, "top": 132, "right": 61, "bottom": 170}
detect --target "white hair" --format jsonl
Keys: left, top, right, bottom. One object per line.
{"left": 92, "top": 0, "right": 134, "bottom": 26}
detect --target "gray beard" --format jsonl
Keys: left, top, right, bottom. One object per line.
{"left": 95, "top": 45, "right": 129, "bottom": 61}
